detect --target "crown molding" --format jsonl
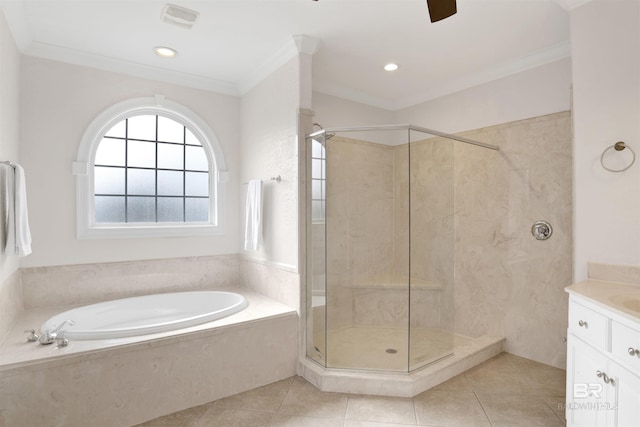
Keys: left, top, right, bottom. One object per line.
{"left": 313, "top": 80, "right": 397, "bottom": 111}
{"left": 23, "top": 42, "right": 238, "bottom": 95}
{"left": 236, "top": 35, "right": 320, "bottom": 95}
{"left": 552, "top": 0, "right": 593, "bottom": 12}
{"left": 315, "top": 40, "right": 572, "bottom": 111}
{"left": 0, "top": 0, "right": 32, "bottom": 51}
{"left": 392, "top": 40, "right": 571, "bottom": 110}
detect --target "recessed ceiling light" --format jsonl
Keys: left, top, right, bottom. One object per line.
{"left": 384, "top": 63, "right": 399, "bottom": 71}
{"left": 154, "top": 46, "right": 178, "bottom": 58}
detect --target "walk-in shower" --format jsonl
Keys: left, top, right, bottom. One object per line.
{"left": 305, "top": 124, "right": 499, "bottom": 375}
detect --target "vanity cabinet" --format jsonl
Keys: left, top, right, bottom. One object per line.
{"left": 566, "top": 297, "right": 640, "bottom": 427}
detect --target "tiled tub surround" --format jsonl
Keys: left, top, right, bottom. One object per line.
{"left": 0, "top": 270, "right": 22, "bottom": 343}
{"left": 0, "top": 255, "right": 300, "bottom": 426}
{"left": 0, "top": 288, "right": 298, "bottom": 427}
{"left": 20, "top": 254, "right": 240, "bottom": 310}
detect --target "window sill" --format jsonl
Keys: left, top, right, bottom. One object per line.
{"left": 77, "top": 223, "right": 223, "bottom": 240}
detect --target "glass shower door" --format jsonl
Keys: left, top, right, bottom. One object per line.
{"left": 409, "top": 129, "right": 455, "bottom": 370}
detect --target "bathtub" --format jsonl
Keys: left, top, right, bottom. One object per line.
{"left": 40, "top": 291, "right": 248, "bottom": 340}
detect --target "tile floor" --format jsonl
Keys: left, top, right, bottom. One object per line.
{"left": 136, "top": 352, "right": 566, "bottom": 427}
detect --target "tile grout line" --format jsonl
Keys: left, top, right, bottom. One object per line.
{"left": 467, "top": 371, "right": 496, "bottom": 427}
{"left": 412, "top": 393, "right": 420, "bottom": 426}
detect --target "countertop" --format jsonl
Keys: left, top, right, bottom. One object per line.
{"left": 566, "top": 279, "right": 640, "bottom": 324}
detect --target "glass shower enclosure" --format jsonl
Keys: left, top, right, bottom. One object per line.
{"left": 306, "top": 125, "right": 494, "bottom": 372}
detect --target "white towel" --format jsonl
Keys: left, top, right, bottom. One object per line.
{"left": 4, "top": 164, "right": 32, "bottom": 256}
{"left": 244, "top": 179, "right": 263, "bottom": 251}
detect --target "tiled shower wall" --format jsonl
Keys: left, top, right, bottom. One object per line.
{"left": 453, "top": 111, "right": 572, "bottom": 368}
{"left": 323, "top": 136, "right": 454, "bottom": 333}
{"left": 316, "top": 111, "right": 572, "bottom": 368}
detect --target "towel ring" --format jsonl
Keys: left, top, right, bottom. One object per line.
{"left": 600, "top": 141, "right": 636, "bottom": 173}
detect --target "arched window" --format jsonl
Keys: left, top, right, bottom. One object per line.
{"left": 74, "top": 96, "right": 227, "bottom": 238}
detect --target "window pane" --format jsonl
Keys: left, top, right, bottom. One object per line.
{"left": 185, "top": 129, "right": 201, "bottom": 146}
{"left": 127, "top": 197, "right": 155, "bottom": 222}
{"left": 128, "top": 140, "right": 156, "bottom": 168}
{"left": 312, "top": 179, "right": 325, "bottom": 200}
{"left": 127, "top": 168, "right": 155, "bottom": 195}
{"left": 157, "top": 143, "right": 184, "bottom": 169}
{"left": 157, "top": 116, "right": 184, "bottom": 144}
{"left": 95, "top": 138, "right": 125, "bottom": 166}
{"left": 185, "top": 198, "right": 208, "bottom": 221}
{"left": 312, "top": 139, "right": 325, "bottom": 158}
{"left": 127, "top": 115, "right": 156, "bottom": 141}
{"left": 104, "top": 120, "right": 126, "bottom": 138}
{"left": 158, "top": 197, "right": 184, "bottom": 222}
{"left": 158, "top": 170, "right": 183, "bottom": 196}
{"left": 312, "top": 200, "right": 325, "bottom": 221}
{"left": 185, "top": 146, "right": 208, "bottom": 171}
{"left": 95, "top": 166, "right": 124, "bottom": 194}
{"left": 185, "top": 172, "right": 208, "bottom": 196}
{"left": 312, "top": 159, "right": 324, "bottom": 179}
{"left": 95, "top": 196, "right": 125, "bottom": 223}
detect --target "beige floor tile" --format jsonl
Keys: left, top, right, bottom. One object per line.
{"left": 478, "top": 394, "right": 565, "bottom": 427}
{"left": 524, "top": 366, "right": 567, "bottom": 397}
{"left": 278, "top": 376, "right": 348, "bottom": 418}
{"left": 543, "top": 396, "right": 568, "bottom": 423}
{"left": 212, "top": 377, "right": 294, "bottom": 412}
{"left": 134, "top": 404, "right": 208, "bottom": 427}
{"left": 503, "top": 352, "right": 552, "bottom": 370}
{"left": 193, "top": 407, "right": 272, "bottom": 427}
{"left": 502, "top": 352, "right": 567, "bottom": 396}
{"left": 465, "top": 354, "right": 534, "bottom": 395}
{"left": 346, "top": 395, "right": 416, "bottom": 424}
{"left": 269, "top": 413, "right": 343, "bottom": 427}
{"left": 431, "top": 373, "right": 474, "bottom": 392}
{"left": 344, "top": 421, "right": 421, "bottom": 427}
{"left": 414, "top": 390, "right": 491, "bottom": 427}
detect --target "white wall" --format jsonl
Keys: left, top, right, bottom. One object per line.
{"left": 0, "top": 6, "right": 20, "bottom": 281}
{"left": 572, "top": 0, "right": 640, "bottom": 281}
{"left": 240, "top": 57, "right": 300, "bottom": 270}
{"left": 312, "top": 92, "right": 395, "bottom": 144}
{"left": 312, "top": 58, "right": 571, "bottom": 144}
{"left": 19, "top": 56, "right": 241, "bottom": 267}
{"left": 396, "top": 58, "right": 572, "bottom": 134}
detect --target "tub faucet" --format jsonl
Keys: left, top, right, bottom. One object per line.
{"left": 39, "top": 319, "right": 75, "bottom": 346}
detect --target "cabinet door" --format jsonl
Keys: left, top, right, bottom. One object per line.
{"left": 609, "top": 361, "right": 640, "bottom": 427}
{"left": 567, "top": 334, "right": 615, "bottom": 427}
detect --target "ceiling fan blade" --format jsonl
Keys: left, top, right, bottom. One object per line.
{"left": 426, "top": 0, "right": 457, "bottom": 23}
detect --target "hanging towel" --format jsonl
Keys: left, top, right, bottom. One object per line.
{"left": 244, "top": 179, "right": 263, "bottom": 251}
{"left": 4, "top": 164, "right": 32, "bottom": 256}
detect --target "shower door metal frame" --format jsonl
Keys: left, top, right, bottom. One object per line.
{"left": 308, "top": 124, "right": 500, "bottom": 152}
{"left": 304, "top": 123, "right": 499, "bottom": 372}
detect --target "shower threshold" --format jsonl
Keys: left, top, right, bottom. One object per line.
{"left": 301, "top": 332, "right": 504, "bottom": 397}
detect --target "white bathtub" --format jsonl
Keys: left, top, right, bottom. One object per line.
{"left": 40, "top": 291, "right": 248, "bottom": 340}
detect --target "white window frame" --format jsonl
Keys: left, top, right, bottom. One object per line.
{"left": 74, "top": 96, "right": 227, "bottom": 239}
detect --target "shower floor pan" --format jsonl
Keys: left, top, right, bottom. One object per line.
{"left": 303, "top": 326, "right": 504, "bottom": 397}
{"left": 313, "top": 326, "right": 458, "bottom": 371}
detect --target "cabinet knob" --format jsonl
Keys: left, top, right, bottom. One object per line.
{"left": 629, "top": 347, "right": 640, "bottom": 356}
{"left": 578, "top": 320, "right": 588, "bottom": 327}
{"left": 596, "top": 370, "right": 615, "bottom": 385}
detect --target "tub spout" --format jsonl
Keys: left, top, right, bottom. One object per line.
{"left": 39, "top": 319, "right": 75, "bottom": 345}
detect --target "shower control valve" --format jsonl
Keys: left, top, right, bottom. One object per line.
{"left": 531, "top": 220, "right": 553, "bottom": 240}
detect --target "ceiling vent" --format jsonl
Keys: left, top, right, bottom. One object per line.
{"left": 161, "top": 4, "right": 199, "bottom": 29}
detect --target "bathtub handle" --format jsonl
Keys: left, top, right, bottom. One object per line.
{"left": 24, "top": 329, "right": 39, "bottom": 342}
{"left": 39, "top": 319, "right": 75, "bottom": 345}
